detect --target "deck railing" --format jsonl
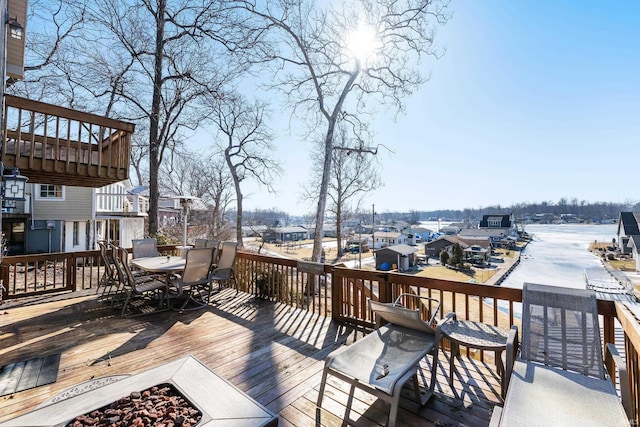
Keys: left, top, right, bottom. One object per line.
{"left": 0, "top": 248, "right": 637, "bottom": 423}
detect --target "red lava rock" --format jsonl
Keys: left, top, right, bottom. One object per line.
{"left": 64, "top": 383, "right": 201, "bottom": 426}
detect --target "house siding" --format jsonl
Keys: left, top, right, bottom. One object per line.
{"left": 32, "top": 185, "right": 93, "bottom": 220}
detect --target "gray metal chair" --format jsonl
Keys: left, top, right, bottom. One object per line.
{"left": 96, "top": 241, "right": 119, "bottom": 300}
{"left": 492, "top": 282, "right": 631, "bottom": 426}
{"left": 209, "top": 241, "right": 238, "bottom": 295}
{"left": 169, "top": 247, "right": 216, "bottom": 312}
{"left": 317, "top": 294, "right": 442, "bottom": 427}
{"left": 131, "top": 238, "right": 158, "bottom": 259}
{"left": 193, "top": 239, "right": 207, "bottom": 249}
{"left": 113, "top": 246, "right": 169, "bottom": 316}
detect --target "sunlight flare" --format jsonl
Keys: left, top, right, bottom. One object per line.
{"left": 346, "top": 21, "right": 380, "bottom": 66}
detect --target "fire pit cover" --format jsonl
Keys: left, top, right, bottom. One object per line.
{"left": 0, "top": 356, "right": 278, "bottom": 427}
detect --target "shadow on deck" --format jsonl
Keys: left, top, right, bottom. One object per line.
{"left": 0, "top": 289, "right": 502, "bottom": 426}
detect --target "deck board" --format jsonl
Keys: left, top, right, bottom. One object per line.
{"left": 0, "top": 289, "right": 502, "bottom": 426}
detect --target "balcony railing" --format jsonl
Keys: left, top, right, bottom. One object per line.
{"left": 0, "top": 247, "right": 637, "bottom": 424}
{"left": 2, "top": 95, "right": 133, "bottom": 188}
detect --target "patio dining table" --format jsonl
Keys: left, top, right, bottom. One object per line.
{"left": 130, "top": 255, "right": 186, "bottom": 274}
{"left": 131, "top": 256, "right": 187, "bottom": 310}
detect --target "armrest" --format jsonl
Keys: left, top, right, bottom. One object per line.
{"left": 605, "top": 343, "right": 632, "bottom": 420}
{"left": 504, "top": 325, "right": 519, "bottom": 393}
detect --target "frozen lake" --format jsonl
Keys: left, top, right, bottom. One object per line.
{"left": 501, "top": 223, "right": 617, "bottom": 289}
{"left": 422, "top": 221, "right": 617, "bottom": 289}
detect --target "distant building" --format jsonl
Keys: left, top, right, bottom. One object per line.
{"left": 617, "top": 212, "right": 640, "bottom": 255}
{"left": 263, "top": 226, "right": 308, "bottom": 243}
{"left": 375, "top": 244, "right": 418, "bottom": 271}
{"left": 372, "top": 231, "right": 408, "bottom": 249}
{"left": 424, "top": 235, "right": 491, "bottom": 263}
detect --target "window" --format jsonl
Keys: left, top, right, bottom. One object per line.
{"left": 73, "top": 222, "right": 79, "bottom": 246}
{"left": 38, "top": 184, "right": 64, "bottom": 199}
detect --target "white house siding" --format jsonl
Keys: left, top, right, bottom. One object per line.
{"left": 63, "top": 220, "right": 90, "bottom": 252}
{"left": 120, "top": 217, "right": 146, "bottom": 248}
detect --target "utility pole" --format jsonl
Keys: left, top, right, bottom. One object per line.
{"left": 372, "top": 204, "right": 375, "bottom": 250}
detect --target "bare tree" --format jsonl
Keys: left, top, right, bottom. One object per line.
{"left": 209, "top": 94, "right": 281, "bottom": 247}
{"left": 304, "top": 125, "right": 382, "bottom": 259}
{"left": 159, "top": 149, "right": 234, "bottom": 239}
{"left": 237, "top": 0, "right": 450, "bottom": 261}
{"left": 13, "top": 0, "right": 260, "bottom": 238}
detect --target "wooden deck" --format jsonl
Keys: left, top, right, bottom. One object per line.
{"left": 0, "top": 289, "right": 503, "bottom": 426}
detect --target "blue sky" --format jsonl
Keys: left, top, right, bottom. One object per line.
{"left": 238, "top": 0, "right": 640, "bottom": 216}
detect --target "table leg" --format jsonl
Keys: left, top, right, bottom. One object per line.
{"left": 449, "top": 342, "right": 459, "bottom": 387}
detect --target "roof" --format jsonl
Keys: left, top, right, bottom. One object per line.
{"left": 479, "top": 214, "right": 513, "bottom": 228}
{"left": 375, "top": 244, "right": 418, "bottom": 256}
{"left": 459, "top": 228, "right": 507, "bottom": 238}
{"left": 374, "top": 231, "right": 403, "bottom": 239}
{"left": 627, "top": 235, "right": 640, "bottom": 250}
{"left": 617, "top": 212, "right": 640, "bottom": 236}
{"left": 269, "top": 226, "right": 308, "bottom": 233}
{"left": 424, "top": 235, "right": 491, "bottom": 250}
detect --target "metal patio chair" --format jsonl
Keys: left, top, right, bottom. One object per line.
{"left": 492, "top": 282, "right": 631, "bottom": 426}
{"left": 113, "top": 246, "right": 169, "bottom": 316}
{"left": 209, "top": 241, "right": 238, "bottom": 295}
{"left": 169, "top": 247, "right": 216, "bottom": 312}
{"left": 131, "top": 238, "right": 158, "bottom": 259}
{"left": 317, "top": 294, "right": 442, "bottom": 427}
{"left": 96, "top": 241, "right": 119, "bottom": 300}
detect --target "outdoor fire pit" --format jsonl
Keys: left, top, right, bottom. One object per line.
{"left": 0, "top": 356, "right": 278, "bottom": 427}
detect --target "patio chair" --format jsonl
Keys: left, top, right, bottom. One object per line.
{"left": 96, "top": 241, "right": 119, "bottom": 300}
{"left": 113, "top": 246, "right": 170, "bottom": 316}
{"left": 317, "top": 294, "right": 442, "bottom": 427}
{"left": 492, "top": 282, "right": 631, "bottom": 426}
{"left": 209, "top": 241, "right": 238, "bottom": 295}
{"left": 169, "top": 247, "right": 216, "bottom": 312}
{"left": 205, "top": 239, "right": 220, "bottom": 250}
{"left": 132, "top": 238, "right": 158, "bottom": 259}
{"left": 194, "top": 239, "right": 207, "bottom": 249}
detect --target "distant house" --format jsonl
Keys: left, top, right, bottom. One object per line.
{"left": 375, "top": 244, "right": 418, "bottom": 271}
{"left": 480, "top": 214, "right": 514, "bottom": 229}
{"left": 372, "top": 231, "right": 408, "bottom": 249}
{"left": 424, "top": 235, "right": 491, "bottom": 263}
{"left": 617, "top": 212, "right": 640, "bottom": 255}
{"left": 263, "top": 226, "right": 308, "bottom": 243}
{"left": 479, "top": 213, "right": 518, "bottom": 239}
{"left": 626, "top": 235, "right": 640, "bottom": 272}
{"left": 439, "top": 225, "right": 461, "bottom": 235}
{"left": 459, "top": 228, "right": 510, "bottom": 246}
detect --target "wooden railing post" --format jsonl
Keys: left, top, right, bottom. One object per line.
{"left": 379, "top": 273, "right": 393, "bottom": 304}
{"left": 331, "top": 267, "right": 343, "bottom": 322}
{"left": 68, "top": 254, "right": 77, "bottom": 292}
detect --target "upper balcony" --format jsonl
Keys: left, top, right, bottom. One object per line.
{"left": 2, "top": 95, "right": 133, "bottom": 188}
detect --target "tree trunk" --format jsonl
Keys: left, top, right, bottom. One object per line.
{"left": 335, "top": 202, "right": 342, "bottom": 261}
{"left": 234, "top": 181, "right": 244, "bottom": 247}
{"left": 311, "top": 121, "right": 336, "bottom": 262}
{"left": 147, "top": 0, "right": 166, "bottom": 237}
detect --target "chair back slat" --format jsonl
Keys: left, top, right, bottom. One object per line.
{"left": 521, "top": 282, "right": 605, "bottom": 378}
{"left": 132, "top": 238, "right": 158, "bottom": 259}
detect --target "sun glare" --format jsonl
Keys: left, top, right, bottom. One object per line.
{"left": 346, "top": 22, "right": 380, "bottom": 66}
